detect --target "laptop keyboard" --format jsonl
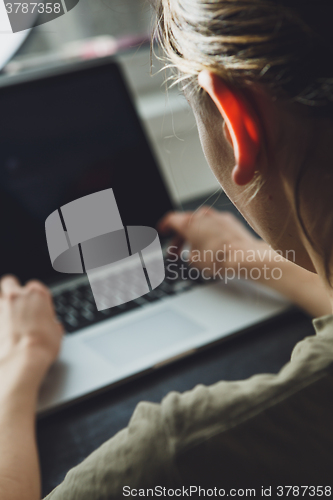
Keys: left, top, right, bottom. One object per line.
{"left": 53, "top": 262, "right": 200, "bottom": 334}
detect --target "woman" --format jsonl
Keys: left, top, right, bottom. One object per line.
{"left": 1, "top": 0, "right": 333, "bottom": 498}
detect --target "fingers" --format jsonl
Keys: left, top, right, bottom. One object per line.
{"left": 158, "top": 211, "right": 192, "bottom": 238}
{"left": 167, "top": 235, "right": 186, "bottom": 257}
{"left": 194, "top": 206, "right": 216, "bottom": 216}
{"left": 25, "top": 280, "right": 54, "bottom": 309}
{"left": 0, "top": 276, "right": 53, "bottom": 307}
{"left": 159, "top": 208, "right": 220, "bottom": 255}
{"left": 158, "top": 211, "right": 192, "bottom": 234}
{"left": 25, "top": 280, "right": 50, "bottom": 295}
{"left": 0, "top": 275, "right": 21, "bottom": 296}
{"left": 159, "top": 207, "right": 218, "bottom": 235}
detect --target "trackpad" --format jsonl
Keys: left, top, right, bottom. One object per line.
{"left": 85, "top": 309, "right": 203, "bottom": 366}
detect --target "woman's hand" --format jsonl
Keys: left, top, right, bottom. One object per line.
{"left": 159, "top": 206, "right": 265, "bottom": 277}
{"left": 0, "top": 275, "right": 63, "bottom": 397}
{"left": 0, "top": 276, "right": 63, "bottom": 500}
{"left": 159, "top": 207, "right": 331, "bottom": 318}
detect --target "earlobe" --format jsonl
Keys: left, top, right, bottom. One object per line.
{"left": 198, "top": 71, "right": 261, "bottom": 186}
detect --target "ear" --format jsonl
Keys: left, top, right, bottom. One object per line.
{"left": 198, "top": 70, "right": 261, "bottom": 186}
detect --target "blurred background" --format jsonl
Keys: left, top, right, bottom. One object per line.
{"left": 4, "top": 0, "right": 221, "bottom": 206}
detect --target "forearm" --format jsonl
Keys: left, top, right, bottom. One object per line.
{"left": 253, "top": 243, "right": 331, "bottom": 318}
{"left": 0, "top": 357, "right": 41, "bottom": 500}
{"left": 0, "top": 276, "right": 62, "bottom": 500}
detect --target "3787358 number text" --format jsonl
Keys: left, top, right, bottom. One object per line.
{"left": 276, "top": 486, "right": 332, "bottom": 497}
{"left": 5, "top": 3, "right": 61, "bottom": 14}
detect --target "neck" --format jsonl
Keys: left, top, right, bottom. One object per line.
{"left": 282, "top": 111, "right": 333, "bottom": 297}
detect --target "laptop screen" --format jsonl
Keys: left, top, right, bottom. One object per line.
{"left": 0, "top": 58, "right": 173, "bottom": 285}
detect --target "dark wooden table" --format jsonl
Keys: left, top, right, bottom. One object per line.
{"left": 37, "top": 193, "right": 315, "bottom": 497}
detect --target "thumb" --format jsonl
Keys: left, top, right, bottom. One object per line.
{"left": 1, "top": 275, "right": 21, "bottom": 296}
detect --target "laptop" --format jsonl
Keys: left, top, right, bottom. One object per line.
{"left": 0, "top": 57, "right": 290, "bottom": 415}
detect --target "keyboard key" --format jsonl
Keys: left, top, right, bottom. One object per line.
{"left": 64, "top": 314, "right": 79, "bottom": 328}
{"left": 70, "top": 295, "right": 82, "bottom": 307}
{"left": 55, "top": 302, "right": 66, "bottom": 314}
{"left": 53, "top": 259, "right": 199, "bottom": 334}
{"left": 82, "top": 308, "right": 95, "bottom": 321}
{"left": 67, "top": 305, "right": 77, "bottom": 314}
{"left": 81, "top": 300, "right": 94, "bottom": 310}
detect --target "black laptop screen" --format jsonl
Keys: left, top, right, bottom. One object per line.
{"left": 0, "top": 59, "right": 173, "bottom": 285}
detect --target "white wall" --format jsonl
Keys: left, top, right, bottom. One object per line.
{"left": 118, "top": 49, "right": 220, "bottom": 205}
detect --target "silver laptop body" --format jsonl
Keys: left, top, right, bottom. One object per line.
{"left": 0, "top": 58, "right": 290, "bottom": 415}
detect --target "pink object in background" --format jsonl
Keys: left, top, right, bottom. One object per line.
{"left": 4, "top": 34, "right": 151, "bottom": 74}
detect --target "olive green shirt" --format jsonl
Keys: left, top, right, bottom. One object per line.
{"left": 44, "top": 315, "right": 333, "bottom": 498}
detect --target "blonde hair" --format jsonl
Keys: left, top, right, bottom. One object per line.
{"left": 152, "top": 0, "right": 333, "bottom": 283}
{"left": 154, "top": 0, "right": 333, "bottom": 106}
